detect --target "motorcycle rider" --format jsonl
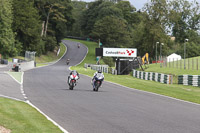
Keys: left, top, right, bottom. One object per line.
{"left": 68, "top": 70, "right": 80, "bottom": 85}
{"left": 66, "top": 58, "right": 70, "bottom": 65}
{"left": 77, "top": 43, "right": 80, "bottom": 48}
{"left": 91, "top": 70, "right": 104, "bottom": 87}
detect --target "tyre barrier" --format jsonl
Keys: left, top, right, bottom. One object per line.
{"left": 133, "top": 69, "right": 173, "bottom": 84}
{"left": 178, "top": 75, "right": 200, "bottom": 87}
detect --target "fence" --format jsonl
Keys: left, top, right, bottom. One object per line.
{"left": 84, "top": 63, "right": 117, "bottom": 75}
{"left": 159, "top": 57, "right": 200, "bottom": 71}
{"left": 178, "top": 75, "right": 200, "bottom": 87}
{"left": 25, "top": 51, "right": 36, "bottom": 61}
{"left": 133, "top": 69, "right": 173, "bottom": 84}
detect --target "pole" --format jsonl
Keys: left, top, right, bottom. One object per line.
{"left": 160, "top": 44, "right": 162, "bottom": 67}
{"left": 184, "top": 42, "right": 186, "bottom": 69}
{"left": 160, "top": 43, "right": 164, "bottom": 68}
{"left": 99, "top": 39, "right": 100, "bottom": 48}
{"left": 156, "top": 42, "right": 159, "bottom": 64}
{"left": 184, "top": 39, "right": 188, "bottom": 69}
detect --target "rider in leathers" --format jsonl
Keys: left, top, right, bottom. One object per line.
{"left": 91, "top": 70, "right": 104, "bottom": 87}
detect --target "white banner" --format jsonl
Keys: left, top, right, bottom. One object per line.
{"left": 103, "top": 48, "right": 137, "bottom": 57}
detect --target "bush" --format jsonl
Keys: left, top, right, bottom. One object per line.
{"left": 103, "top": 57, "right": 115, "bottom": 67}
{"left": 43, "top": 36, "right": 57, "bottom": 54}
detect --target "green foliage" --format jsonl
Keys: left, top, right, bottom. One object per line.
{"left": 70, "top": 1, "right": 87, "bottom": 36}
{"left": 168, "top": 0, "right": 200, "bottom": 43}
{"left": 103, "top": 57, "right": 115, "bottom": 67}
{"left": 34, "top": 0, "right": 74, "bottom": 49}
{"left": 12, "top": 0, "right": 43, "bottom": 55}
{"left": 92, "top": 16, "right": 132, "bottom": 47}
{"left": 0, "top": 97, "right": 62, "bottom": 133}
{"left": 43, "top": 36, "right": 57, "bottom": 53}
{"left": 115, "top": 1, "right": 136, "bottom": 25}
{"left": 0, "top": 0, "right": 15, "bottom": 58}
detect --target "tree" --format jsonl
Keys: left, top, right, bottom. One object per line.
{"left": 70, "top": 1, "right": 87, "bottom": 36}
{"left": 34, "top": 0, "right": 74, "bottom": 47}
{"left": 0, "top": 0, "right": 15, "bottom": 58}
{"left": 91, "top": 16, "right": 132, "bottom": 48}
{"left": 81, "top": 0, "right": 104, "bottom": 36}
{"left": 134, "top": 0, "right": 170, "bottom": 57}
{"left": 115, "top": 1, "right": 136, "bottom": 25}
{"left": 12, "top": 0, "right": 44, "bottom": 55}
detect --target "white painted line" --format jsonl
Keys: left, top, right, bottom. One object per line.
{"left": 21, "top": 67, "right": 69, "bottom": 132}
{"left": 0, "top": 95, "right": 69, "bottom": 133}
{"left": 0, "top": 95, "right": 24, "bottom": 102}
{"left": 26, "top": 100, "right": 69, "bottom": 133}
{"left": 68, "top": 43, "right": 88, "bottom": 71}
{"left": 80, "top": 73, "right": 200, "bottom": 106}
{"left": 5, "top": 71, "right": 21, "bottom": 84}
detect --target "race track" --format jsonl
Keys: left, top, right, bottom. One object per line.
{"left": 23, "top": 40, "right": 200, "bottom": 133}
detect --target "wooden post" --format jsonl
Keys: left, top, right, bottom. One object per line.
{"left": 180, "top": 59, "right": 182, "bottom": 69}
{"left": 192, "top": 58, "right": 194, "bottom": 70}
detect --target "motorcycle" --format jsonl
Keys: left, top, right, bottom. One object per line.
{"left": 92, "top": 74, "right": 104, "bottom": 91}
{"left": 66, "top": 59, "right": 70, "bottom": 65}
{"left": 68, "top": 74, "right": 79, "bottom": 90}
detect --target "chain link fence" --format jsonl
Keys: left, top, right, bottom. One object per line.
{"left": 25, "top": 51, "right": 36, "bottom": 62}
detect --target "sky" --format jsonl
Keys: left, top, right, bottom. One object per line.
{"left": 82, "top": 0, "right": 200, "bottom": 10}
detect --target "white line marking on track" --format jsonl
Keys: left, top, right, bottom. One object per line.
{"left": 80, "top": 74, "right": 200, "bottom": 106}
{"left": 26, "top": 100, "right": 69, "bottom": 133}
{"left": 0, "top": 95, "right": 24, "bottom": 102}
{"left": 5, "top": 71, "right": 22, "bottom": 84}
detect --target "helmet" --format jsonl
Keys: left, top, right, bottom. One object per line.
{"left": 72, "top": 70, "right": 77, "bottom": 73}
{"left": 98, "top": 70, "right": 102, "bottom": 73}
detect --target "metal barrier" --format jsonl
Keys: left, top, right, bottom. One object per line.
{"left": 84, "top": 63, "right": 117, "bottom": 75}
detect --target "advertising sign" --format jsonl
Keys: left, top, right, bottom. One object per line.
{"left": 103, "top": 48, "right": 137, "bottom": 57}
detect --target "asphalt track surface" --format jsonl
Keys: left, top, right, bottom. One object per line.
{"left": 0, "top": 65, "right": 24, "bottom": 100}
{"left": 23, "top": 40, "right": 200, "bottom": 133}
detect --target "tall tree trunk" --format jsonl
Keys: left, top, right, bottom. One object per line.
{"left": 44, "top": 5, "right": 53, "bottom": 37}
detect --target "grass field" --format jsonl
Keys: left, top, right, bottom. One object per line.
{"left": 36, "top": 43, "right": 66, "bottom": 66}
{"left": 0, "top": 97, "right": 62, "bottom": 133}
{"left": 67, "top": 38, "right": 200, "bottom": 104}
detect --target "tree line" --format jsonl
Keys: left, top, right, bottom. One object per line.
{"left": 0, "top": 0, "right": 73, "bottom": 58}
{"left": 69, "top": 0, "right": 200, "bottom": 59}
{"left": 0, "top": 0, "right": 200, "bottom": 60}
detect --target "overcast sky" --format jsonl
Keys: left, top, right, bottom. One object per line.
{"left": 81, "top": 0, "right": 200, "bottom": 10}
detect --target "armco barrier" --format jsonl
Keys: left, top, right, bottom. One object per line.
{"left": 178, "top": 75, "right": 200, "bottom": 87}
{"left": 133, "top": 69, "right": 173, "bottom": 84}
{"left": 91, "top": 65, "right": 108, "bottom": 73}
{"left": 84, "top": 63, "right": 117, "bottom": 75}
{"left": 11, "top": 61, "right": 35, "bottom": 72}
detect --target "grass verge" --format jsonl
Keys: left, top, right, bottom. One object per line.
{"left": 7, "top": 72, "right": 22, "bottom": 84}
{"left": 36, "top": 43, "right": 66, "bottom": 67}
{"left": 0, "top": 43, "right": 67, "bottom": 132}
{"left": 0, "top": 97, "right": 62, "bottom": 133}
{"left": 67, "top": 38, "right": 200, "bottom": 104}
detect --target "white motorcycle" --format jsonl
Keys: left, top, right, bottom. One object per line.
{"left": 68, "top": 73, "right": 79, "bottom": 90}
{"left": 92, "top": 74, "right": 104, "bottom": 91}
